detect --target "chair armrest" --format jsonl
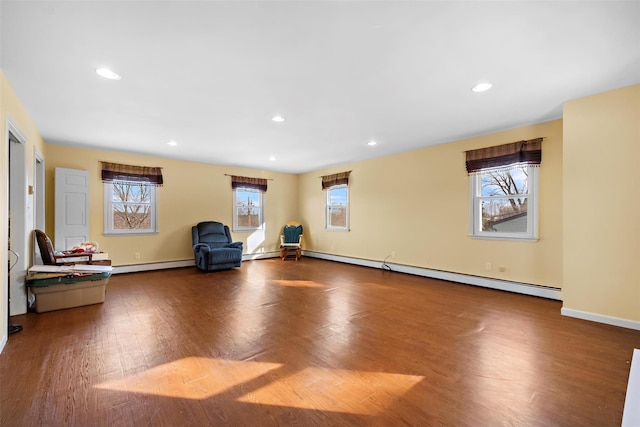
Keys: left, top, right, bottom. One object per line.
{"left": 193, "top": 243, "right": 210, "bottom": 253}
{"left": 228, "top": 242, "right": 243, "bottom": 250}
{"left": 280, "top": 235, "right": 302, "bottom": 247}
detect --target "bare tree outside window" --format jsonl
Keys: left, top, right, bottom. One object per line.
{"left": 237, "top": 196, "right": 260, "bottom": 228}
{"left": 234, "top": 188, "right": 263, "bottom": 230}
{"left": 480, "top": 166, "right": 529, "bottom": 232}
{"left": 104, "top": 179, "right": 157, "bottom": 234}
{"left": 112, "top": 181, "right": 152, "bottom": 230}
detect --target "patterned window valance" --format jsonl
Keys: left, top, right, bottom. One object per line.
{"left": 231, "top": 175, "right": 268, "bottom": 192}
{"left": 321, "top": 171, "right": 351, "bottom": 189}
{"left": 100, "top": 161, "right": 164, "bottom": 186}
{"left": 465, "top": 138, "right": 543, "bottom": 174}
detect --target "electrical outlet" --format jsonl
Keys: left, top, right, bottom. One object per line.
{"left": 391, "top": 251, "right": 397, "bottom": 258}
{"left": 135, "top": 252, "right": 141, "bottom": 260}
{"left": 485, "top": 262, "right": 492, "bottom": 271}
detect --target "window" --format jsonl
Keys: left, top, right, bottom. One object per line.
{"left": 233, "top": 187, "right": 264, "bottom": 231}
{"left": 104, "top": 179, "right": 157, "bottom": 234}
{"left": 470, "top": 164, "right": 538, "bottom": 240}
{"left": 326, "top": 185, "right": 349, "bottom": 230}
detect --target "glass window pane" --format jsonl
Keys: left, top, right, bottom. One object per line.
{"left": 112, "top": 182, "right": 152, "bottom": 203}
{"left": 236, "top": 189, "right": 261, "bottom": 207}
{"left": 481, "top": 166, "right": 529, "bottom": 196}
{"left": 329, "top": 187, "right": 348, "bottom": 205}
{"left": 234, "top": 188, "right": 262, "bottom": 229}
{"left": 481, "top": 198, "right": 528, "bottom": 233}
{"left": 236, "top": 207, "right": 260, "bottom": 228}
{"left": 104, "top": 181, "right": 156, "bottom": 234}
{"left": 325, "top": 185, "right": 348, "bottom": 230}
{"left": 329, "top": 206, "right": 347, "bottom": 228}
{"left": 112, "top": 202, "right": 152, "bottom": 230}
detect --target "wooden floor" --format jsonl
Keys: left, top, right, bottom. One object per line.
{"left": 2, "top": 258, "right": 639, "bottom": 426}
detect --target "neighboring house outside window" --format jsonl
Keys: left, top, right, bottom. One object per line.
{"left": 233, "top": 187, "right": 264, "bottom": 231}
{"left": 469, "top": 164, "right": 538, "bottom": 240}
{"left": 325, "top": 184, "right": 349, "bottom": 231}
{"left": 104, "top": 179, "right": 157, "bottom": 234}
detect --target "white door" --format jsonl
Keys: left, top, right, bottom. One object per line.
{"left": 54, "top": 168, "right": 89, "bottom": 251}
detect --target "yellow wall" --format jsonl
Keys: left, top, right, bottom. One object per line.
{"left": 4, "top": 67, "right": 637, "bottom": 337}
{"left": 299, "top": 119, "right": 564, "bottom": 288}
{"left": 45, "top": 145, "right": 299, "bottom": 266}
{"left": 1, "top": 70, "right": 48, "bottom": 324}
{"left": 47, "top": 119, "right": 564, "bottom": 288}
{"left": 563, "top": 84, "right": 640, "bottom": 321}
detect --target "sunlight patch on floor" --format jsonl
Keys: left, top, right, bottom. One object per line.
{"left": 95, "top": 357, "right": 423, "bottom": 415}
{"left": 236, "top": 367, "right": 424, "bottom": 415}
{"left": 272, "top": 279, "right": 327, "bottom": 288}
{"left": 95, "top": 357, "right": 282, "bottom": 400}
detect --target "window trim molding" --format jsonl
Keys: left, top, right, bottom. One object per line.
{"left": 325, "top": 184, "right": 349, "bottom": 231}
{"left": 103, "top": 180, "right": 158, "bottom": 235}
{"left": 232, "top": 187, "right": 265, "bottom": 232}
{"left": 468, "top": 165, "right": 539, "bottom": 241}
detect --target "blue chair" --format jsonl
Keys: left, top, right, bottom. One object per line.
{"left": 280, "top": 222, "right": 303, "bottom": 260}
{"left": 192, "top": 222, "right": 243, "bottom": 271}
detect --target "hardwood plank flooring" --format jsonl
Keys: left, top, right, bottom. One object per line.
{"left": 2, "top": 258, "right": 639, "bottom": 426}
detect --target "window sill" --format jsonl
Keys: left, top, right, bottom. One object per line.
{"left": 104, "top": 231, "right": 158, "bottom": 236}
{"left": 469, "top": 234, "right": 538, "bottom": 242}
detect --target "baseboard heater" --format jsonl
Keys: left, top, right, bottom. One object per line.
{"left": 111, "top": 251, "right": 280, "bottom": 274}
{"left": 302, "top": 250, "right": 562, "bottom": 301}
{"left": 111, "top": 250, "right": 560, "bottom": 299}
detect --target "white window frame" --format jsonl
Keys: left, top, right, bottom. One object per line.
{"left": 233, "top": 187, "right": 264, "bottom": 231}
{"left": 325, "top": 184, "right": 349, "bottom": 231}
{"left": 104, "top": 180, "right": 158, "bottom": 235}
{"left": 469, "top": 165, "right": 538, "bottom": 241}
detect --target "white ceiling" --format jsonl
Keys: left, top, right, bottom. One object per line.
{"left": 1, "top": 1, "right": 639, "bottom": 174}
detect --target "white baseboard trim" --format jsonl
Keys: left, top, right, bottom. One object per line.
{"left": 561, "top": 308, "right": 640, "bottom": 331}
{"left": 111, "top": 252, "right": 281, "bottom": 274}
{"left": 243, "top": 251, "right": 280, "bottom": 261}
{"left": 112, "top": 260, "right": 195, "bottom": 274}
{"left": 303, "top": 251, "right": 562, "bottom": 300}
{"left": 111, "top": 251, "right": 562, "bottom": 300}
{"left": 0, "top": 334, "right": 6, "bottom": 355}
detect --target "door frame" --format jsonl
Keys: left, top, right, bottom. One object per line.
{"left": 33, "top": 149, "right": 45, "bottom": 264}
{"left": 7, "top": 116, "right": 28, "bottom": 316}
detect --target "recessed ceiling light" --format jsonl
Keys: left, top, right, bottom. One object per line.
{"left": 272, "top": 116, "right": 285, "bottom": 122}
{"left": 472, "top": 82, "right": 492, "bottom": 93}
{"left": 368, "top": 140, "right": 377, "bottom": 146}
{"left": 96, "top": 68, "right": 122, "bottom": 80}
{"left": 167, "top": 140, "right": 178, "bottom": 146}
{"left": 269, "top": 155, "right": 276, "bottom": 161}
